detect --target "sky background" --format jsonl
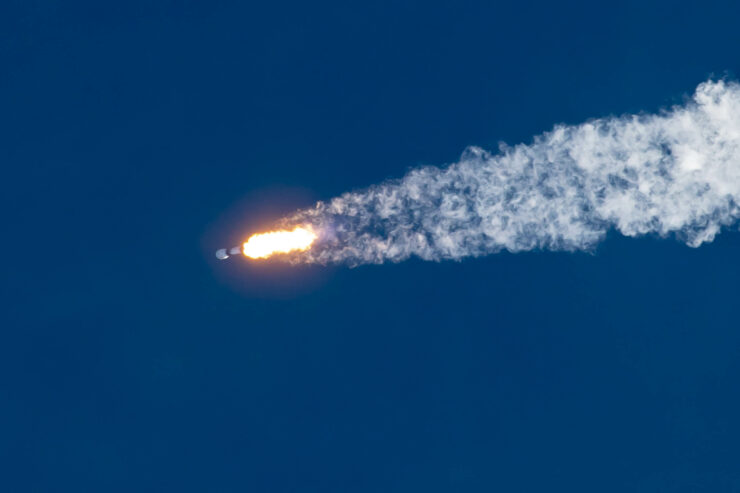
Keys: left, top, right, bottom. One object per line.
{"left": 3, "top": 1, "right": 740, "bottom": 491}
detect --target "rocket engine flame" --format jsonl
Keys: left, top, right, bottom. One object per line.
{"left": 242, "top": 226, "right": 317, "bottom": 259}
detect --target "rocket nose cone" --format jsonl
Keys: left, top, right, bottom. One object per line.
{"left": 215, "top": 248, "right": 229, "bottom": 260}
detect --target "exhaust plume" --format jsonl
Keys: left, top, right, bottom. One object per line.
{"left": 279, "top": 80, "right": 740, "bottom": 265}
{"left": 242, "top": 227, "right": 317, "bottom": 259}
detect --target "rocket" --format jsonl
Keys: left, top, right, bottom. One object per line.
{"left": 215, "top": 246, "right": 242, "bottom": 260}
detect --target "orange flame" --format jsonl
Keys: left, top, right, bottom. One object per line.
{"left": 242, "top": 226, "right": 317, "bottom": 259}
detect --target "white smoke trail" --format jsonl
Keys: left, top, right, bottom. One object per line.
{"left": 283, "top": 80, "right": 740, "bottom": 265}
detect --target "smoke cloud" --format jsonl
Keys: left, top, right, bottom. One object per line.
{"left": 283, "top": 80, "right": 740, "bottom": 265}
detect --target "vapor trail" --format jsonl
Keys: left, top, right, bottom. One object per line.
{"left": 282, "top": 80, "right": 740, "bottom": 265}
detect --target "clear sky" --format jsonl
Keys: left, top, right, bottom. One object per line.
{"left": 3, "top": 1, "right": 740, "bottom": 491}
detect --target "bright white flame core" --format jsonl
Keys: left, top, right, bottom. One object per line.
{"left": 242, "top": 226, "right": 317, "bottom": 259}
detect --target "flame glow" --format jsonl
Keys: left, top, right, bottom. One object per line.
{"left": 242, "top": 226, "right": 317, "bottom": 259}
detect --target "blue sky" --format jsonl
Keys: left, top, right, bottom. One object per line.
{"left": 3, "top": 1, "right": 740, "bottom": 491}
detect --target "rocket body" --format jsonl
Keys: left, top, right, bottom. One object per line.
{"left": 215, "top": 246, "right": 242, "bottom": 260}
